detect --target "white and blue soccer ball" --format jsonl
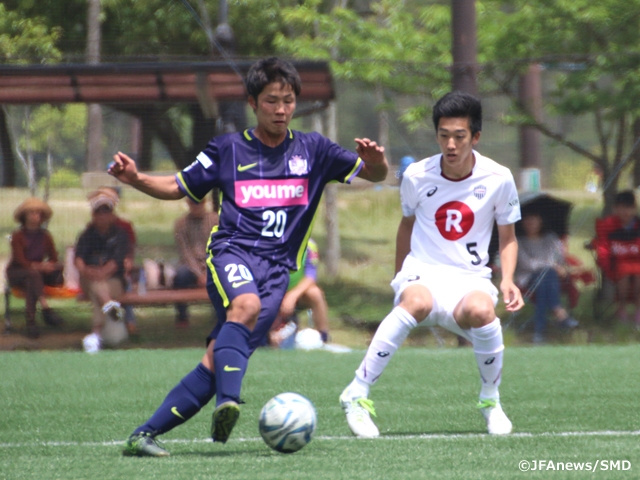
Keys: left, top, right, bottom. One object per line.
{"left": 259, "top": 392, "right": 317, "bottom": 453}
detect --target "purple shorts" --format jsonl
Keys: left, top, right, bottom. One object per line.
{"left": 205, "top": 243, "right": 290, "bottom": 353}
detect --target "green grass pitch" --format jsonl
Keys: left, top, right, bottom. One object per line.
{"left": 1, "top": 345, "right": 639, "bottom": 479}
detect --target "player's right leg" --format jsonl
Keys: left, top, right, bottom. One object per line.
{"left": 341, "top": 284, "right": 430, "bottom": 437}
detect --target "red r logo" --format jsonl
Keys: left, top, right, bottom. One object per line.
{"left": 435, "top": 201, "right": 474, "bottom": 240}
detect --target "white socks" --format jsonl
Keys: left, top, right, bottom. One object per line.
{"left": 470, "top": 318, "right": 504, "bottom": 401}
{"left": 344, "top": 311, "right": 505, "bottom": 402}
{"left": 346, "top": 307, "right": 418, "bottom": 399}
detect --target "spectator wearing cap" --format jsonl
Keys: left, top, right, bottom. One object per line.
{"left": 74, "top": 189, "right": 130, "bottom": 353}
{"left": 96, "top": 187, "right": 139, "bottom": 335}
{"left": 6, "top": 197, "right": 64, "bottom": 338}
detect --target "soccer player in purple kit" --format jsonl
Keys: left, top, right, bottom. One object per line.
{"left": 109, "top": 57, "right": 388, "bottom": 457}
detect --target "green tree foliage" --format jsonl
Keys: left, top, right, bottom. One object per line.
{"left": 26, "top": 105, "right": 87, "bottom": 167}
{"left": 0, "top": 3, "right": 61, "bottom": 63}
{"left": 482, "top": 0, "right": 640, "bottom": 210}
{"left": 274, "top": 0, "right": 452, "bottom": 131}
{"left": 4, "top": 0, "right": 307, "bottom": 58}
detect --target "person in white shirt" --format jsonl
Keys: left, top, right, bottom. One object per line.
{"left": 340, "top": 91, "right": 524, "bottom": 437}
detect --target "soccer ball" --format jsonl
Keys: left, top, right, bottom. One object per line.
{"left": 294, "top": 328, "right": 324, "bottom": 350}
{"left": 259, "top": 392, "right": 317, "bottom": 453}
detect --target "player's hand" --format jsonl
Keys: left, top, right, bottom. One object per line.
{"left": 500, "top": 280, "right": 524, "bottom": 312}
{"left": 108, "top": 152, "right": 139, "bottom": 185}
{"left": 354, "top": 138, "right": 385, "bottom": 165}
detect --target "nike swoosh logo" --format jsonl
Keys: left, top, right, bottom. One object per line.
{"left": 237, "top": 162, "right": 258, "bottom": 172}
{"left": 224, "top": 365, "right": 241, "bottom": 372}
{"left": 171, "top": 407, "right": 185, "bottom": 419}
{"left": 231, "top": 280, "right": 250, "bottom": 288}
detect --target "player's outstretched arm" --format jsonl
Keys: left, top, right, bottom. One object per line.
{"left": 354, "top": 138, "right": 388, "bottom": 182}
{"left": 497, "top": 223, "right": 524, "bottom": 312}
{"left": 108, "top": 152, "right": 185, "bottom": 200}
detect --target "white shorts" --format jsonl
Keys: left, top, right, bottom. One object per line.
{"left": 391, "top": 256, "right": 499, "bottom": 341}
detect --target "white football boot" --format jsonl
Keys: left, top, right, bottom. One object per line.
{"left": 478, "top": 399, "right": 512, "bottom": 435}
{"left": 82, "top": 332, "right": 102, "bottom": 354}
{"left": 339, "top": 388, "right": 380, "bottom": 438}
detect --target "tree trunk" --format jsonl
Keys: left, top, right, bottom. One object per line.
{"left": 518, "top": 64, "right": 543, "bottom": 170}
{"left": 190, "top": 105, "right": 217, "bottom": 160}
{"left": 86, "top": 104, "right": 103, "bottom": 171}
{"left": 451, "top": 0, "right": 478, "bottom": 95}
{"left": 375, "top": 84, "right": 390, "bottom": 165}
{"left": 0, "top": 106, "right": 16, "bottom": 186}
{"left": 632, "top": 118, "right": 640, "bottom": 188}
{"left": 324, "top": 102, "right": 341, "bottom": 277}
{"left": 85, "top": 0, "right": 103, "bottom": 172}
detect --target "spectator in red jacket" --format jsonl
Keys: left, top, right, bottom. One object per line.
{"left": 593, "top": 190, "right": 640, "bottom": 325}
{"left": 6, "top": 198, "right": 64, "bottom": 338}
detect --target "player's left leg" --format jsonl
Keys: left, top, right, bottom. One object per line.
{"left": 208, "top": 251, "right": 289, "bottom": 443}
{"left": 454, "top": 290, "right": 512, "bottom": 435}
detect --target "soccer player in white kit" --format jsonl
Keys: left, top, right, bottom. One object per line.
{"left": 340, "top": 91, "right": 525, "bottom": 437}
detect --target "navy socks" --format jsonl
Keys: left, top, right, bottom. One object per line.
{"left": 134, "top": 363, "right": 216, "bottom": 436}
{"left": 213, "top": 321, "right": 251, "bottom": 406}
{"left": 133, "top": 321, "right": 251, "bottom": 436}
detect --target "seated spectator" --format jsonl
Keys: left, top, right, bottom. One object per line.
{"left": 6, "top": 198, "right": 64, "bottom": 338}
{"left": 75, "top": 189, "right": 130, "bottom": 353}
{"left": 593, "top": 190, "right": 640, "bottom": 325}
{"left": 100, "top": 188, "right": 139, "bottom": 335}
{"left": 172, "top": 197, "right": 218, "bottom": 327}
{"left": 269, "top": 239, "right": 330, "bottom": 347}
{"left": 515, "top": 212, "right": 578, "bottom": 344}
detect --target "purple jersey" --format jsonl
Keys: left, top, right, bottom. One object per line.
{"left": 176, "top": 128, "right": 362, "bottom": 270}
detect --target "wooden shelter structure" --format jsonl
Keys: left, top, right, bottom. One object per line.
{"left": 0, "top": 60, "right": 335, "bottom": 185}
{"left": 0, "top": 60, "right": 334, "bottom": 105}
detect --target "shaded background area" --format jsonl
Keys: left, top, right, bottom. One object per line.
{"left": 4, "top": 184, "right": 636, "bottom": 352}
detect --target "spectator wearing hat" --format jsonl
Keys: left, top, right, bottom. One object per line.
{"left": 172, "top": 197, "right": 218, "bottom": 327}
{"left": 74, "top": 189, "right": 130, "bottom": 353}
{"left": 6, "top": 197, "right": 64, "bottom": 338}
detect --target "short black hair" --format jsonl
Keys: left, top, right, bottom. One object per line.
{"left": 245, "top": 57, "right": 301, "bottom": 101}
{"left": 432, "top": 91, "right": 482, "bottom": 135}
{"left": 614, "top": 190, "right": 637, "bottom": 207}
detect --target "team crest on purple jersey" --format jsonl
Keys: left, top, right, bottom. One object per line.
{"left": 473, "top": 185, "right": 487, "bottom": 200}
{"left": 288, "top": 155, "right": 309, "bottom": 175}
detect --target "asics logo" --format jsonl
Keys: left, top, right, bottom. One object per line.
{"left": 231, "top": 280, "right": 250, "bottom": 288}
{"left": 484, "top": 357, "right": 496, "bottom": 365}
{"left": 171, "top": 407, "right": 185, "bottom": 419}
{"left": 237, "top": 162, "right": 258, "bottom": 172}
{"left": 427, "top": 186, "right": 438, "bottom": 197}
{"left": 224, "top": 365, "right": 241, "bottom": 372}
{"left": 235, "top": 179, "right": 309, "bottom": 208}
{"left": 377, "top": 351, "right": 390, "bottom": 357}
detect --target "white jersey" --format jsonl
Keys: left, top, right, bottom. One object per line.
{"left": 400, "top": 151, "right": 520, "bottom": 278}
